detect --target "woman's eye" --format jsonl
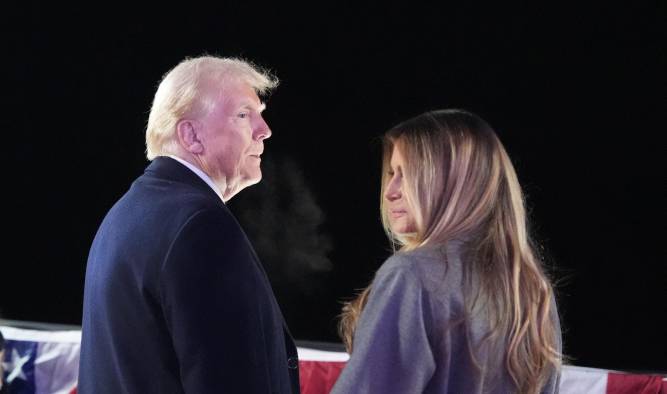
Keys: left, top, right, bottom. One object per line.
{"left": 238, "top": 112, "right": 249, "bottom": 119}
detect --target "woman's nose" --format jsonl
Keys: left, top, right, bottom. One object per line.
{"left": 384, "top": 177, "right": 402, "bottom": 201}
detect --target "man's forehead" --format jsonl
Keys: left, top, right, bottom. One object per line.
{"left": 207, "top": 79, "right": 265, "bottom": 109}
{"left": 230, "top": 96, "right": 266, "bottom": 112}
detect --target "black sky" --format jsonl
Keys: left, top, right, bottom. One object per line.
{"left": 2, "top": 3, "right": 664, "bottom": 372}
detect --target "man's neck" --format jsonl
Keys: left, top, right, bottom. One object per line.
{"left": 166, "top": 155, "right": 226, "bottom": 203}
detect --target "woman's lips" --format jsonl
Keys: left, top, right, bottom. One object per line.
{"left": 390, "top": 210, "right": 407, "bottom": 219}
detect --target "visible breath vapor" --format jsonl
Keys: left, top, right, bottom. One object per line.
{"left": 228, "top": 153, "right": 333, "bottom": 295}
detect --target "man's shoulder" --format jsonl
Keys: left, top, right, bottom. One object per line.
{"left": 102, "top": 175, "right": 234, "bottom": 240}
{"left": 128, "top": 170, "right": 223, "bottom": 211}
{"left": 133, "top": 156, "right": 222, "bottom": 203}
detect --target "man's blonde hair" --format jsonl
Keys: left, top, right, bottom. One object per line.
{"left": 145, "top": 56, "right": 278, "bottom": 160}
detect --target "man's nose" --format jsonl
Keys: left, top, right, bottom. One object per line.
{"left": 255, "top": 117, "right": 271, "bottom": 140}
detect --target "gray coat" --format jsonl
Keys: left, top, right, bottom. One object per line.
{"left": 332, "top": 242, "right": 561, "bottom": 394}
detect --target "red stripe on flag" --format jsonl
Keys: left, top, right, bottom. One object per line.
{"left": 607, "top": 372, "right": 665, "bottom": 394}
{"left": 299, "top": 360, "right": 346, "bottom": 394}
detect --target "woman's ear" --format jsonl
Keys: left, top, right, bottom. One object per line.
{"left": 176, "top": 119, "right": 204, "bottom": 154}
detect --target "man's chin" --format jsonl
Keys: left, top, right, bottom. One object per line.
{"left": 222, "top": 173, "right": 262, "bottom": 201}
{"left": 240, "top": 173, "right": 262, "bottom": 189}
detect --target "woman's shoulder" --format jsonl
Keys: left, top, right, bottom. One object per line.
{"left": 377, "top": 240, "right": 467, "bottom": 290}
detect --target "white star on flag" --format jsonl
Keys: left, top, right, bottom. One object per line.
{"left": 2, "top": 347, "right": 31, "bottom": 383}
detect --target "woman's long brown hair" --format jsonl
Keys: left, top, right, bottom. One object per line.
{"left": 339, "top": 109, "right": 561, "bottom": 394}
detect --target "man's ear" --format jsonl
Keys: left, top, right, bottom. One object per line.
{"left": 176, "top": 120, "right": 204, "bottom": 154}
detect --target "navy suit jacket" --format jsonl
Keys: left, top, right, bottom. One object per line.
{"left": 79, "top": 157, "right": 300, "bottom": 393}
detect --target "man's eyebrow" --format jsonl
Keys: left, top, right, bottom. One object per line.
{"left": 240, "top": 102, "right": 266, "bottom": 112}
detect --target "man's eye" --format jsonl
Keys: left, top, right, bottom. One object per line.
{"left": 238, "top": 112, "right": 249, "bottom": 119}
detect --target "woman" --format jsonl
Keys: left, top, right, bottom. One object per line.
{"left": 332, "top": 109, "right": 562, "bottom": 394}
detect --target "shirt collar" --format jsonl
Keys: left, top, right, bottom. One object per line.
{"left": 167, "top": 155, "right": 225, "bottom": 203}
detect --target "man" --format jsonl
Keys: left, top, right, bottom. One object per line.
{"left": 79, "top": 56, "right": 300, "bottom": 393}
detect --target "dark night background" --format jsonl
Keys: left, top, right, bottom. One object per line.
{"left": 2, "top": 3, "right": 664, "bottom": 373}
